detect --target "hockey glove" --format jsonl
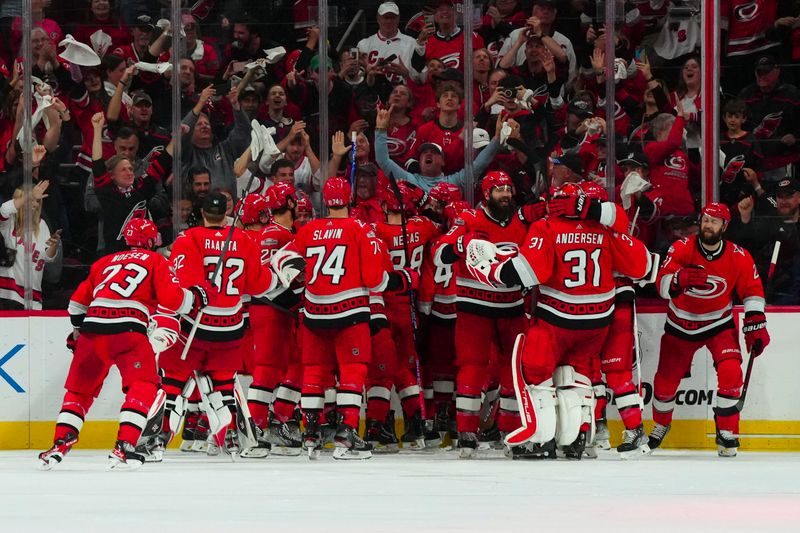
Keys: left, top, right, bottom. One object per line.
{"left": 454, "top": 231, "right": 489, "bottom": 258}
{"left": 391, "top": 267, "right": 420, "bottom": 293}
{"left": 519, "top": 199, "right": 547, "bottom": 224}
{"left": 66, "top": 331, "right": 78, "bottom": 353}
{"left": 548, "top": 194, "right": 599, "bottom": 220}
{"left": 742, "top": 312, "right": 770, "bottom": 357}
{"left": 189, "top": 284, "right": 210, "bottom": 314}
{"left": 148, "top": 313, "right": 181, "bottom": 355}
{"left": 671, "top": 265, "right": 708, "bottom": 294}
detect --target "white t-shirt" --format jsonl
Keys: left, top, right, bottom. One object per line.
{"left": 357, "top": 31, "right": 424, "bottom": 84}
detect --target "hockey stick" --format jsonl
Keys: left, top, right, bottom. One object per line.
{"left": 180, "top": 170, "right": 258, "bottom": 360}
{"left": 348, "top": 131, "right": 357, "bottom": 199}
{"left": 736, "top": 240, "right": 781, "bottom": 411}
{"left": 387, "top": 174, "right": 427, "bottom": 421}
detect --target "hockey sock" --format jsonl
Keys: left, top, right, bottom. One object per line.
{"left": 432, "top": 378, "right": 455, "bottom": 416}
{"left": 117, "top": 381, "right": 158, "bottom": 445}
{"left": 54, "top": 391, "right": 95, "bottom": 442}
{"left": 338, "top": 362, "right": 368, "bottom": 428}
{"left": 455, "top": 365, "right": 485, "bottom": 433}
{"left": 398, "top": 384, "right": 422, "bottom": 420}
{"left": 365, "top": 384, "right": 392, "bottom": 424}
{"left": 423, "top": 386, "right": 434, "bottom": 420}
{"left": 273, "top": 382, "right": 302, "bottom": 423}
{"left": 301, "top": 364, "right": 331, "bottom": 427}
{"left": 606, "top": 372, "right": 642, "bottom": 429}
{"left": 714, "top": 359, "right": 743, "bottom": 433}
{"left": 497, "top": 387, "right": 520, "bottom": 433}
{"left": 593, "top": 381, "right": 608, "bottom": 422}
{"left": 248, "top": 365, "right": 282, "bottom": 428}
{"left": 652, "top": 371, "right": 680, "bottom": 427}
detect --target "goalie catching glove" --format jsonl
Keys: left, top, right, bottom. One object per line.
{"left": 271, "top": 246, "right": 306, "bottom": 287}
{"left": 742, "top": 312, "right": 770, "bottom": 357}
{"left": 148, "top": 313, "right": 181, "bottom": 354}
{"left": 465, "top": 239, "right": 516, "bottom": 288}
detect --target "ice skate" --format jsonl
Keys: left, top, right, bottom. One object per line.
{"left": 457, "top": 432, "right": 478, "bottom": 459}
{"left": 423, "top": 419, "right": 442, "bottom": 449}
{"left": 617, "top": 425, "right": 650, "bottom": 459}
{"left": 303, "top": 414, "right": 323, "bottom": 460}
{"left": 333, "top": 424, "right": 373, "bottom": 460}
{"left": 180, "top": 412, "right": 200, "bottom": 452}
{"left": 508, "top": 440, "right": 557, "bottom": 460}
{"left": 400, "top": 413, "right": 426, "bottom": 450}
{"left": 223, "top": 428, "right": 240, "bottom": 455}
{"left": 239, "top": 426, "right": 271, "bottom": 459}
{"left": 38, "top": 433, "right": 78, "bottom": 470}
{"left": 647, "top": 423, "right": 671, "bottom": 452}
{"left": 562, "top": 431, "right": 587, "bottom": 460}
{"left": 716, "top": 429, "right": 739, "bottom": 457}
{"left": 107, "top": 440, "right": 145, "bottom": 471}
{"left": 191, "top": 416, "right": 211, "bottom": 453}
{"left": 365, "top": 419, "right": 399, "bottom": 454}
{"left": 267, "top": 420, "right": 302, "bottom": 456}
{"left": 594, "top": 418, "right": 611, "bottom": 450}
{"left": 321, "top": 411, "right": 341, "bottom": 449}
{"left": 136, "top": 431, "right": 167, "bottom": 463}
{"left": 477, "top": 423, "right": 502, "bottom": 450}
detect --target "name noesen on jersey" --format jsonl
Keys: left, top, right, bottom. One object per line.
{"left": 555, "top": 232, "right": 605, "bottom": 245}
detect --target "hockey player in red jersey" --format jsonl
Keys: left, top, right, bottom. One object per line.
{"left": 272, "top": 177, "right": 413, "bottom": 459}
{"left": 480, "top": 184, "right": 656, "bottom": 459}
{"left": 372, "top": 184, "right": 440, "bottom": 448}
{"left": 158, "top": 192, "right": 277, "bottom": 456}
{"left": 243, "top": 183, "right": 305, "bottom": 456}
{"left": 39, "top": 218, "right": 208, "bottom": 470}
{"left": 434, "top": 171, "right": 532, "bottom": 457}
{"left": 650, "top": 203, "right": 769, "bottom": 457}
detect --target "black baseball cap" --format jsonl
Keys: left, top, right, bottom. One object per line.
{"left": 202, "top": 191, "right": 228, "bottom": 216}
{"left": 755, "top": 55, "right": 778, "bottom": 74}
{"left": 619, "top": 150, "right": 650, "bottom": 168}
{"left": 567, "top": 100, "right": 594, "bottom": 119}
{"left": 419, "top": 142, "right": 444, "bottom": 156}
{"left": 777, "top": 177, "right": 799, "bottom": 196}
{"left": 552, "top": 152, "right": 583, "bottom": 176}
{"left": 135, "top": 15, "right": 155, "bottom": 31}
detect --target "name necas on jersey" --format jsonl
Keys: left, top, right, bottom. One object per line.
{"left": 374, "top": 217, "right": 440, "bottom": 305}
{"left": 657, "top": 236, "right": 765, "bottom": 340}
{"left": 285, "top": 217, "right": 389, "bottom": 329}
{"left": 436, "top": 208, "right": 529, "bottom": 318}
{"left": 170, "top": 226, "right": 276, "bottom": 341}
{"left": 68, "top": 250, "right": 192, "bottom": 335}
{"left": 521, "top": 217, "right": 653, "bottom": 329}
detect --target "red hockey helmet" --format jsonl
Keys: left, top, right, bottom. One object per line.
{"left": 429, "top": 182, "right": 463, "bottom": 204}
{"left": 551, "top": 182, "right": 584, "bottom": 198}
{"left": 237, "top": 193, "right": 270, "bottom": 224}
{"left": 295, "top": 193, "right": 313, "bottom": 214}
{"left": 579, "top": 180, "right": 609, "bottom": 202}
{"left": 264, "top": 182, "right": 297, "bottom": 211}
{"left": 323, "top": 177, "right": 351, "bottom": 207}
{"left": 444, "top": 200, "right": 471, "bottom": 225}
{"left": 403, "top": 181, "right": 426, "bottom": 216}
{"left": 123, "top": 217, "right": 160, "bottom": 249}
{"left": 481, "top": 171, "right": 514, "bottom": 199}
{"left": 382, "top": 182, "right": 417, "bottom": 214}
{"left": 700, "top": 202, "right": 731, "bottom": 224}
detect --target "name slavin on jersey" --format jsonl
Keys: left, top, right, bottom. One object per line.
{"left": 555, "top": 232, "right": 604, "bottom": 245}
{"left": 313, "top": 228, "right": 343, "bottom": 240}
{"left": 204, "top": 239, "right": 237, "bottom": 251}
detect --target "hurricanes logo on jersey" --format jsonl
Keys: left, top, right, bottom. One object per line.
{"left": 686, "top": 275, "right": 728, "bottom": 299}
{"left": 665, "top": 155, "right": 686, "bottom": 171}
{"left": 734, "top": 1, "right": 759, "bottom": 22}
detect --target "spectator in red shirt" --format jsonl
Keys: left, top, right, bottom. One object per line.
{"left": 73, "top": 0, "right": 129, "bottom": 52}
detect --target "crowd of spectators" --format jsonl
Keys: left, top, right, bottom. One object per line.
{"left": 0, "top": 0, "right": 799, "bottom": 307}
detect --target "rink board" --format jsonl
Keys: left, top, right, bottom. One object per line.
{"left": 0, "top": 309, "right": 798, "bottom": 451}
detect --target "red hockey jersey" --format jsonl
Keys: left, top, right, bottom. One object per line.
{"left": 425, "top": 29, "right": 485, "bottom": 71}
{"left": 521, "top": 217, "right": 653, "bottom": 329}
{"left": 435, "top": 208, "right": 530, "bottom": 318}
{"left": 170, "top": 225, "right": 276, "bottom": 341}
{"left": 418, "top": 235, "right": 457, "bottom": 324}
{"left": 656, "top": 236, "right": 765, "bottom": 340}
{"left": 252, "top": 221, "right": 302, "bottom": 311}
{"left": 722, "top": 0, "right": 779, "bottom": 57}
{"left": 68, "top": 249, "right": 192, "bottom": 335}
{"left": 285, "top": 217, "right": 389, "bottom": 329}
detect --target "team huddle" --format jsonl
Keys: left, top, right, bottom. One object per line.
{"left": 38, "top": 171, "right": 771, "bottom": 468}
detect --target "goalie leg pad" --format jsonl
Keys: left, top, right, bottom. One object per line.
{"left": 195, "top": 373, "right": 233, "bottom": 447}
{"left": 553, "top": 366, "right": 594, "bottom": 447}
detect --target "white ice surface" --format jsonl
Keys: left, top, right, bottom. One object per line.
{"left": 1, "top": 449, "right": 799, "bottom": 533}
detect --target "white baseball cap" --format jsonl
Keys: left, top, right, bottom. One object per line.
{"left": 473, "top": 128, "right": 490, "bottom": 149}
{"left": 378, "top": 2, "right": 400, "bottom": 16}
